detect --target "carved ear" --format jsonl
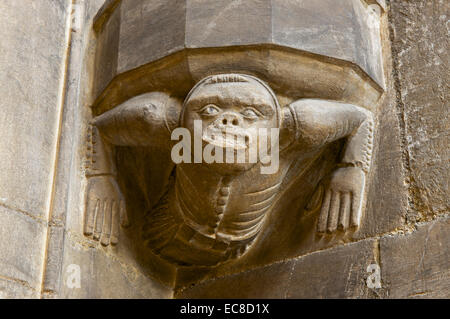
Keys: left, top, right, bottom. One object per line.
{"left": 166, "top": 94, "right": 183, "bottom": 131}
{"left": 278, "top": 105, "right": 298, "bottom": 149}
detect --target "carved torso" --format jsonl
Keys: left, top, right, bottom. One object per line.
{"left": 142, "top": 146, "right": 326, "bottom": 266}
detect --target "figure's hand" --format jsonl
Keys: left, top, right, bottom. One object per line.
{"left": 84, "top": 175, "right": 129, "bottom": 246}
{"left": 316, "top": 167, "right": 365, "bottom": 234}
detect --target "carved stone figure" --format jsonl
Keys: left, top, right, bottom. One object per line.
{"left": 84, "top": 73, "right": 374, "bottom": 266}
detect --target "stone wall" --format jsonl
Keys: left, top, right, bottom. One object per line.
{"left": 0, "top": 0, "right": 448, "bottom": 298}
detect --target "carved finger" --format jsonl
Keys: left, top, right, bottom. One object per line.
{"left": 84, "top": 198, "right": 97, "bottom": 236}
{"left": 317, "top": 189, "right": 332, "bottom": 233}
{"left": 93, "top": 199, "right": 104, "bottom": 240}
{"left": 119, "top": 200, "right": 130, "bottom": 227}
{"left": 100, "top": 200, "right": 113, "bottom": 246}
{"left": 338, "top": 192, "right": 351, "bottom": 231}
{"left": 350, "top": 192, "right": 363, "bottom": 228}
{"left": 327, "top": 191, "right": 340, "bottom": 233}
{"left": 111, "top": 200, "right": 120, "bottom": 245}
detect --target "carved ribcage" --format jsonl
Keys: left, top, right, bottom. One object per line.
{"left": 218, "top": 181, "right": 281, "bottom": 240}
{"left": 171, "top": 165, "right": 283, "bottom": 243}
{"left": 142, "top": 165, "right": 286, "bottom": 265}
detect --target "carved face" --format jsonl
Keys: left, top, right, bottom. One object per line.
{"left": 182, "top": 74, "right": 280, "bottom": 173}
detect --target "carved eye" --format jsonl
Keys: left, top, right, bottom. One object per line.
{"left": 241, "top": 107, "right": 261, "bottom": 119}
{"left": 200, "top": 104, "right": 221, "bottom": 116}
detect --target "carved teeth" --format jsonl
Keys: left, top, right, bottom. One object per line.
{"left": 203, "top": 127, "right": 251, "bottom": 150}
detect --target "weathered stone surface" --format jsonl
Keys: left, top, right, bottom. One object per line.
{"left": 389, "top": 0, "right": 450, "bottom": 220}
{"left": 58, "top": 233, "right": 173, "bottom": 298}
{"left": 355, "top": 12, "right": 409, "bottom": 238}
{"left": 286, "top": 239, "right": 379, "bottom": 298}
{"left": 271, "top": 0, "right": 384, "bottom": 86}
{"left": 0, "top": 278, "right": 39, "bottom": 299}
{"left": 356, "top": 95, "right": 408, "bottom": 237}
{"left": 176, "top": 261, "right": 292, "bottom": 298}
{"left": 380, "top": 217, "right": 450, "bottom": 298}
{"left": 40, "top": 0, "right": 178, "bottom": 298}
{"left": 115, "top": 0, "right": 384, "bottom": 87}
{"left": 185, "top": 0, "right": 272, "bottom": 48}
{"left": 0, "top": 206, "right": 46, "bottom": 290}
{"left": 40, "top": 0, "right": 113, "bottom": 297}
{"left": 176, "top": 239, "right": 379, "bottom": 298}
{"left": 0, "top": 0, "right": 71, "bottom": 217}
{"left": 117, "top": 0, "right": 187, "bottom": 74}
{"left": 93, "top": 0, "right": 121, "bottom": 99}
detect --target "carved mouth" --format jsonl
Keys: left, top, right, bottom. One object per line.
{"left": 202, "top": 128, "right": 251, "bottom": 150}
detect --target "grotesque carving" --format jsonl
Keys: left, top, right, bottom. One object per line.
{"left": 84, "top": 73, "right": 374, "bottom": 266}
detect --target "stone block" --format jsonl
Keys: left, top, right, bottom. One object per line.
{"left": 110, "top": 0, "right": 384, "bottom": 87}
{"left": 286, "top": 239, "right": 377, "bottom": 298}
{"left": 185, "top": 0, "right": 272, "bottom": 48}
{"left": 272, "top": 0, "right": 384, "bottom": 86}
{"left": 58, "top": 233, "right": 173, "bottom": 298}
{"left": 380, "top": 217, "right": 450, "bottom": 298}
{"left": 176, "top": 261, "right": 292, "bottom": 298}
{"left": 118, "top": 0, "right": 187, "bottom": 72}
{"left": 0, "top": 206, "right": 46, "bottom": 289}
{"left": 177, "top": 239, "right": 379, "bottom": 298}
{"left": 0, "top": 278, "right": 39, "bottom": 299}
{"left": 0, "top": 0, "right": 71, "bottom": 217}
{"left": 389, "top": 0, "right": 450, "bottom": 220}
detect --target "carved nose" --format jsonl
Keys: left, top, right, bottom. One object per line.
{"left": 219, "top": 112, "right": 242, "bottom": 127}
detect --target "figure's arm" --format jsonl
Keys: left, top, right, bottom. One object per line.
{"left": 93, "top": 92, "right": 181, "bottom": 148}
{"left": 283, "top": 99, "right": 374, "bottom": 233}
{"left": 84, "top": 125, "right": 127, "bottom": 246}
{"left": 84, "top": 92, "right": 181, "bottom": 245}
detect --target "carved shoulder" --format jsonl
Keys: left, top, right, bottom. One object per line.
{"left": 94, "top": 92, "right": 181, "bottom": 148}
{"left": 285, "top": 99, "right": 369, "bottom": 148}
